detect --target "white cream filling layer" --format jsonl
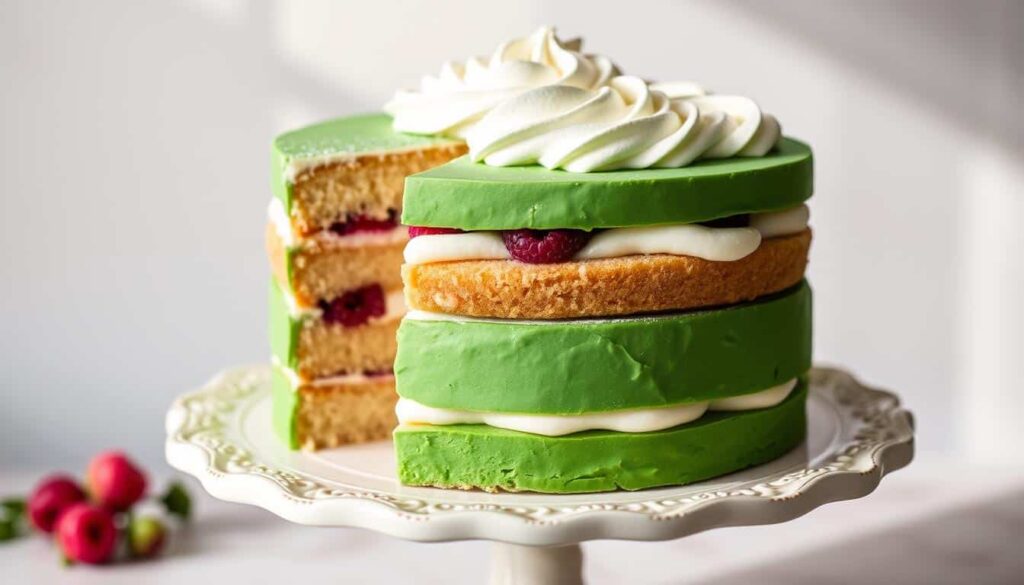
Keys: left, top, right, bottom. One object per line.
{"left": 396, "top": 379, "right": 797, "bottom": 436}
{"left": 273, "top": 357, "right": 394, "bottom": 389}
{"left": 578, "top": 224, "right": 759, "bottom": 262}
{"left": 405, "top": 232, "right": 511, "bottom": 265}
{"left": 268, "top": 198, "right": 296, "bottom": 248}
{"left": 306, "top": 370, "right": 394, "bottom": 387}
{"left": 749, "top": 204, "right": 810, "bottom": 238}
{"left": 406, "top": 308, "right": 669, "bottom": 325}
{"left": 267, "top": 198, "right": 408, "bottom": 250}
{"left": 403, "top": 204, "right": 808, "bottom": 265}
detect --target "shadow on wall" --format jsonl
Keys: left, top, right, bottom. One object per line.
{"left": 723, "top": 0, "right": 1024, "bottom": 153}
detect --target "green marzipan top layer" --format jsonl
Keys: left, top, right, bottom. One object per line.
{"left": 396, "top": 281, "right": 812, "bottom": 414}
{"left": 402, "top": 138, "right": 813, "bottom": 230}
{"left": 270, "top": 113, "right": 462, "bottom": 209}
{"left": 269, "top": 113, "right": 812, "bottom": 228}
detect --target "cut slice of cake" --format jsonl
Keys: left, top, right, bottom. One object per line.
{"left": 267, "top": 113, "right": 466, "bottom": 450}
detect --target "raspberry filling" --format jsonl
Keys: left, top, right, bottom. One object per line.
{"left": 407, "top": 226, "right": 464, "bottom": 238}
{"left": 319, "top": 284, "right": 386, "bottom": 327}
{"left": 330, "top": 209, "right": 398, "bottom": 236}
{"left": 501, "top": 229, "right": 592, "bottom": 264}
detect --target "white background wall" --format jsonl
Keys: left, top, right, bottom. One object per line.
{"left": 2, "top": 0, "right": 1021, "bottom": 471}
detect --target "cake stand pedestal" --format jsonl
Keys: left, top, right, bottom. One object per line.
{"left": 165, "top": 366, "right": 914, "bottom": 584}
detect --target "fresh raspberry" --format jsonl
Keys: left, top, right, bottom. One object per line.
{"left": 55, "top": 504, "right": 117, "bottom": 565}
{"left": 86, "top": 451, "right": 147, "bottom": 511}
{"left": 27, "top": 475, "right": 86, "bottom": 533}
{"left": 407, "top": 226, "right": 463, "bottom": 238}
{"left": 330, "top": 209, "right": 398, "bottom": 236}
{"left": 320, "top": 284, "right": 386, "bottom": 327}
{"left": 501, "top": 229, "right": 592, "bottom": 263}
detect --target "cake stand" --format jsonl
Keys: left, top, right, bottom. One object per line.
{"left": 165, "top": 366, "right": 914, "bottom": 584}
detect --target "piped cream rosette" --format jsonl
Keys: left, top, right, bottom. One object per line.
{"left": 465, "top": 76, "right": 782, "bottom": 172}
{"left": 384, "top": 27, "right": 618, "bottom": 138}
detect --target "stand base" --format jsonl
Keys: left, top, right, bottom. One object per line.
{"left": 490, "top": 543, "right": 584, "bottom": 585}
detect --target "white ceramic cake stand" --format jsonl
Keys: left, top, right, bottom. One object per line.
{"left": 165, "top": 366, "right": 913, "bottom": 584}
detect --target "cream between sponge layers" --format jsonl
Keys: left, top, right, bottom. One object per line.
{"left": 404, "top": 204, "right": 808, "bottom": 265}
{"left": 269, "top": 198, "right": 409, "bottom": 251}
{"left": 397, "top": 379, "right": 797, "bottom": 436}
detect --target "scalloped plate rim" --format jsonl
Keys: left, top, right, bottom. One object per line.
{"left": 164, "top": 365, "right": 914, "bottom": 545}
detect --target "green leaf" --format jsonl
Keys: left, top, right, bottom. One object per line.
{"left": 0, "top": 499, "right": 26, "bottom": 543}
{"left": 0, "top": 518, "right": 18, "bottom": 542}
{"left": 1, "top": 498, "right": 25, "bottom": 520}
{"left": 160, "top": 482, "right": 192, "bottom": 521}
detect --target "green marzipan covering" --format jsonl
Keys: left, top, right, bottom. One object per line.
{"left": 395, "top": 382, "right": 808, "bottom": 493}
{"left": 396, "top": 282, "right": 812, "bottom": 414}
{"left": 271, "top": 366, "right": 299, "bottom": 450}
{"left": 268, "top": 280, "right": 300, "bottom": 371}
{"left": 286, "top": 246, "right": 295, "bottom": 291}
{"left": 271, "top": 113, "right": 463, "bottom": 211}
{"left": 402, "top": 138, "right": 813, "bottom": 230}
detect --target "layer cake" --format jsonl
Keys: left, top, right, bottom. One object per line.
{"left": 264, "top": 28, "right": 816, "bottom": 494}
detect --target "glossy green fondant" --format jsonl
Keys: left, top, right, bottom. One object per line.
{"left": 285, "top": 247, "right": 295, "bottom": 294}
{"left": 271, "top": 366, "right": 299, "bottom": 450}
{"left": 396, "top": 282, "right": 812, "bottom": 414}
{"left": 268, "top": 280, "right": 301, "bottom": 371}
{"left": 395, "top": 382, "right": 807, "bottom": 493}
{"left": 402, "top": 138, "right": 813, "bottom": 230}
{"left": 271, "top": 113, "right": 462, "bottom": 211}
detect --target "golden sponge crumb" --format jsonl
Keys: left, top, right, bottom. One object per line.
{"left": 266, "top": 223, "right": 406, "bottom": 307}
{"left": 296, "top": 316, "right": 399, "bottom": 380}
{"left": 290, "top": 144, "right": 468, "bottom": 235}
{"left": 403, "top": 230, "right": 811, "bottom": 319}
{"left": 296, "top": 378, "right": 397, "bottom": 450}
{"left": 290, "top": 239, "right": 406, "bottom": 307}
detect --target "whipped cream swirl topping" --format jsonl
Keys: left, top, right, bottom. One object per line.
{"left": 466, "top": 76, "right": 782, "bottom": 172}
{"left": 384, "top": 27, "right": 618, "bottom": 138}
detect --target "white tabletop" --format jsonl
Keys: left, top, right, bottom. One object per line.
{"left": 2, "top": 456, "right": 1021, "bottom": 584}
